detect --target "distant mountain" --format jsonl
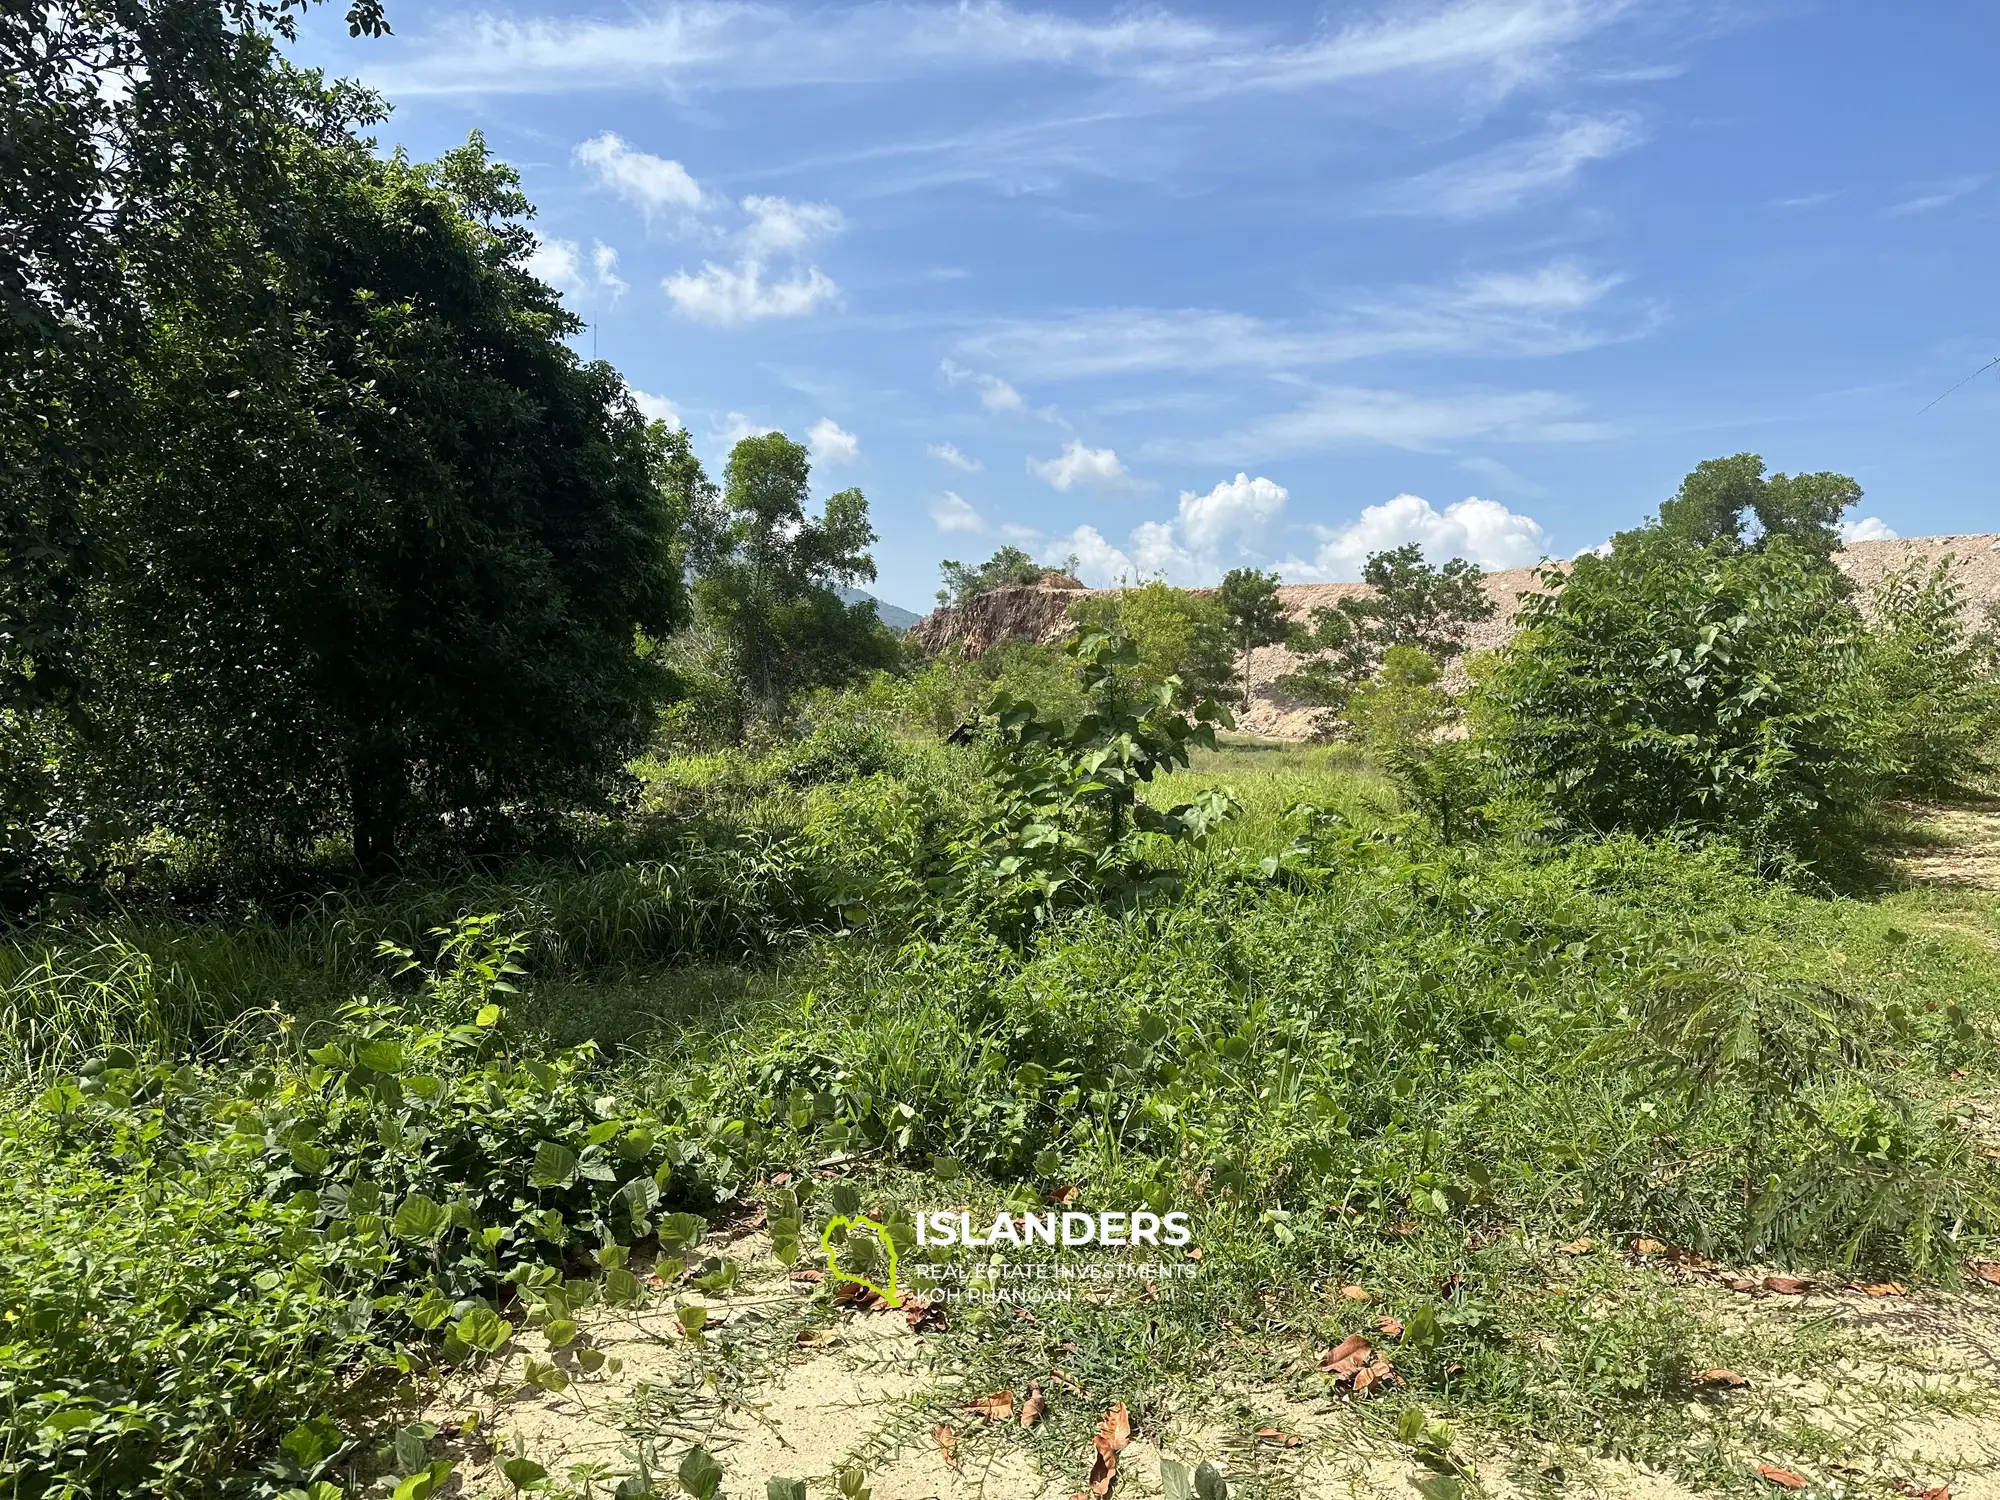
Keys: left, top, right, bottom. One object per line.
{"left": 836, "top": 586, "right": 923, "bottom": 632}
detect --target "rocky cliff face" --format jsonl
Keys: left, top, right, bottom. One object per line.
{"left": 906, "top": 583, "right": 1090, "bottom": 655}
{"left": 909, "top": 534, "right": 2000, "bottom": 740}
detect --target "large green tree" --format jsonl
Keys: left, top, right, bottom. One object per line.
{"left": 78, "top": 132, "right": 685, "bottom": 868}
{"left": 1629, "top": 452, "right": 1861, "bottom": 558}
{"left": 1216, "top": 567, "right": 1292, "bottom": 709}
{"left": 1276, "top": 545, "right": 1494, "bottom": 713}
{"left": 693, "top": 432, "right": 897, "bottom": 738}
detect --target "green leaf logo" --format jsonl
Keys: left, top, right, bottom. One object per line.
{"left": 820, "top": 1214, "right": 900, "bottom": 1306}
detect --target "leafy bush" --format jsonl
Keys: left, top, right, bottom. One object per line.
{"left": 953, "top": 629, "right": 1235, "bottom": 939}
{"left": 1070, "top": 581, "right": 1235, "bottom": 708}
{"left": 1863, "top": 555, "right": 2000, "bottom": 793}
{"left": 1475, "top": 533, "right": 1879, "bottom": 871}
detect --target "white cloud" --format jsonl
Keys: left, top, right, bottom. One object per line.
{"left": 1841, "top": 515, "right": 1897, "bottom": 543}
{"left": 631, "top": 389, "right": 682, "bottom": 427}
{"left": 1292, "top": 494, "right": 1549, "bottom": 579}
{"left": 742, "top": 195, "right": 845, "bottom": 255}
{"left": 1171, "top": 385, "right": 1606, "bottom": 461}
{"left": 370, "top": 0, "right": 1633, "bottom": 105}
{"left": 1028, "top": 440, "right": 1137, "bottom": 494}
{"left": 1053, "top": 525, "right": 1136, "bottom": 586}
{"left": 712, "top": 411, "right": 765, "bottom": 455}
{"left": 663, "top": 191, "right": 845, "bottom": 327}
{"left": 927, "top": 441, "right": 981, "bottom": 471}
{"left": 930, "top": 491, "right": 987, "bottom": 533}
{"left": 1371, "top": 113, "right": 1641, "bottom": 219}
{"left": 959, "top": 260, "right": 1639, "bottom": 383}
{"left": 940, "top": 359, "right": 1026, "bottom": 412}
{"left": 1176, "top": 472, "right": 1288, "bottom": 551}
{"left": 1884, "top": 175, "right": 1987, "bottom": 218}
{"left": 808, "top": 416, "right": 860, "bottom": 465}
{"left": 575, "top": 132, "right": 704, "bottom": 214}
{"left": 526, "top": 235, "right": 629, "bottom": 304}
{"left": 665, "top": 261, "right": 840, "bottom": 324}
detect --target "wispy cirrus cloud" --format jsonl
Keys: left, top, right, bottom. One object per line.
{"left": 1368, "top": 112, "right": 1641, "bottom": 218}
{"left": 958, "top": 259, "right": 1645, "bottom": 383}
{"left": 364, "top": 0, "right": 1639, "bottom": 104}
{"left": 1155, "top": 384, "right": 1610, "bottom": 462}
{"left": 1884, "top": 174, "right": 1987, "bottom": 218}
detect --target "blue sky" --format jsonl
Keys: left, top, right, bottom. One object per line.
{"left": 295, "top": 1, "right": 1998, "bottom": 612}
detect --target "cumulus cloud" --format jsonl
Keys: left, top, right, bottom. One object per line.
{"left": 808, "top": 416, "right": 860, "bottom": 465}
{"left": 630, "top": 389, "right": 681, "bottom": 427}
{"left": 525, "top": 236, "right": 628, "bottom": 303}
{"left": 1293, "top": 493, "right": 1549, "bottom": 579}
{"left": 1177, "top": 472, "right": 1287, "bottom": 551}
{"left": 1841, "top": 515, "right": 1897, "bottom": 543}
{"left": 941, "top": 359, "right": 1026, "bottom": 412}
{"left": 665, "top": 261, "right": 840, "bottom": 324}
{"left": 576, "top": 133, "right": 704, "bottom": 215}
{"left": 928, "top": 441, "right": 981, "bottom": 471}
{"left": 663, "top": 191, "right": 845, "bottom": 326}
{"left": 1054, "top": 525, "right": 1137, "bottom": 586}
{"left": 930, "top": 491, "right": 987, "bottom": 533}
{"left": 1028, "top": 440, "right": 1136, "bottom": 494}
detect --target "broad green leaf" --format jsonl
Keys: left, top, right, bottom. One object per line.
{"left": 392, "top": 1194, "right": 448, "bottom": 1244}
{"left": 454, "top": 1305, "right": 513, "bottom": 1353}
{"left": 678, "top": 1446, "right": 724, "bottom": 1500}
{"left": 392, "top": 1462, "right": 457, "bottom": 1500}
{"left": 280, "top": 1415, "right": 344, "bottom": 1469}
{"left": 529, "top": 1141, "right": 579, "bottom": 1190}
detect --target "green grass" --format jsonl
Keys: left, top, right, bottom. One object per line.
{"left": 4, "top": 735, "right": 2000, "bottom": 1496}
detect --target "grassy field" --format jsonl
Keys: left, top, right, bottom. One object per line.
{"left": 5, "top": 738, "right": 2000, "bottom": 1498}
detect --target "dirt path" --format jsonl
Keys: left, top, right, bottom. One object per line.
{"left": 1895, "top": 800, "right": 2000, "bottom": 892}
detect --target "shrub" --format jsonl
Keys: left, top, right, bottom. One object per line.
{"left": 1070, "top": 581, "right": 1235, "bottom": 708}
{"left": 1475, "top": 532, "right": 1878, "bottom": 871}
{"left": 1863, "top": 556, "right": 2000, "bottom": 794}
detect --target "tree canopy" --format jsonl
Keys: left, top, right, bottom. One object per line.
{"left": 936, "top": 545, "right": 1074, "bottom": 607}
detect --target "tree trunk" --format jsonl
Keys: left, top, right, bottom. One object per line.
{"left": 349, "top": 743, "right": 406, "bottom": 874}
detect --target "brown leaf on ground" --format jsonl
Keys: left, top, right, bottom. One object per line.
{"left": 1021, "top": 1382, "right": 1046, "bottom": 1428}
{"left": 1319, "top": 1333, "right": 1398, "bottom": 1393}
{"left": 1695, "top": 1369, "right": 1749, "bottom": 1388}
{"left": 1255, "top": 1428, "right": 1301, "bottom": 1447}
{"left": 963, "top": 1392, "right": 1015, "bottom": 1422}
{"left": 1085, "top": 1400, "right": 1133, "bottom": 1493}
{"left": 1338, "top": 1284, "right": 1371, "bottom": 1301}
{"left": 906, "top": 1297, "right": 947, "bottom": 1333}
{"left": 1852, "top": 1282, "right": 1907, "bottom": 1297}
{"left": 795, "top": 1327, "right": 840, "bottom": 1349}
{"left": 1756, "top": 1464, "right": 1808, "bottom": 1490}
{"left": 1969, "top": 1261, "right": 2000, "bottom": 1286}
{"left": 1901, "top": 1485, "right": 1950, "bottom": 1500}
{"left": 1376, "top": 1315, "right": 1404, "bottom": 1337}
{"left": 1729, "top": 1277, "right": 1760, "bottom": 1293}
{"left": 1558, "top": 1236, "right": 1593, "bottom": 1255}
{"left": 1186, "top": 1247, "right": 1204, "bottom": 1262}
{"left": 790, "top": 1269, "right": 824, "bottom": 1283}
{"left": 933, "top": 1423, "right": 958, "bottom": 1469}
{"left": 1045, "top": 1184, "right": 1080, "bottom": 1205}
{"left": 1388, "top": 1221, "right": 1421, "bottom": 1238}
{"left": 1141, "top": 1279, "right": 1159, "bottom": 1304}
{"left": 1013, "top": 1305, "right": 1039, "bottom": 1324}
{"left": 1631, "top": 1237, "right": 1667, "bottom": 1256}
{"left": 833, "top": 1281, "right": 891, "bottom": 1311}
{"left": 1762, "top": 1276, "right": 1812, "bottom": 1295}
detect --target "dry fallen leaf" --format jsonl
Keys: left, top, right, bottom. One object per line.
{"left": 1756, "top": 1464, "right": 1808, "bottom": 1490}
{"left": 1320, "top": 1335, "right": 1372, "bottom": 1377}
{"left": 1045, "top": 1184, "right": 1080, "bottom": 1205}
{"left": 1186, "top": 1247, "right": 1204, "bottom": 1262}
{"left": 1558, "top": 1236, "right": 1593, "bottom": 1255}
{"left": 1901, "top": 1485, "right": 1950, "bottom": 1500}
{"left": 1969, "top": 1261, "right": 2000, "bottom": 1287}
{"left": 1695, "top": 1368, "right": 1749, "bottom": 1389}
{"left": 1338, "top": 1284, "right": 1371, "bottom": 1302}
{"left": 906, "top": 1297, "right": 947, "bottom": 1333}
{"left": 795, "top": 1327, "right": 840, "bottom": 1349}
{"left": 963, "top": 1391, "right": 1015, "bottom": 1422}
{"left": 1086, "top": 1402, "right": 1133, "bottom": 1497}
{"left": 1376, "top": 1315, "right": 1404, "bottom": 1338}
{"left": 789, "top": 1268, "right": 824, "bottom": 1284}
{"left": 1853, "top": 1282, "right": 1907, "bottom": 1297}
{"left": 933, "top": 1423, "right": 958, "bottom": 1469}
{"left": 1631, "top": 1237, "right": 1667, "bottom": 1256}
{"left": 1020, "top": 1382, "right": 1046, "bottom": 1429}
{"left": 1762, "top": 1276, "right": 1812, "bottom": 1296}
{"left": 1255, "top": 1427, "right": 1301, "bottom": 1447}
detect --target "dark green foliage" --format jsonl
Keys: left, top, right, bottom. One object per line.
{"left": 1215, "top": 567, "right": 1292, "bottom": 707}
{"left": 1864, "top": 556, "right": 2000, "bottom": 793}
{"left": 76, "top": 135, "right": 683, "bottom": 870}
{"left": 1476, "top": 531, "right": 1878, "bottom": 871}
{"left": 1635, "top": 451, "right": 1861, "bottom": 559}
{"left": 935, "top": 545, "right": 1074, "bottom": 607}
